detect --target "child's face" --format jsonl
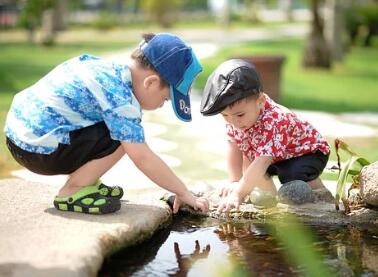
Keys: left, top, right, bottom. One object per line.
{"left": 221, "top": 95, "right": 264, "bottom": 130}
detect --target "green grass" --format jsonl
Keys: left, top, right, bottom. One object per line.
{"left": 69, "top": 17, "right": 305, "bottom": 31}
{"left": 319, "top": 136, "right": 378, "bottom": 181}
{"left": 0, "top": 93, "right": 20, "bottom": 177}
{"left": 194, "top": 38, "right": 378, "bottom": 180}
{"left": 0, "top": 41, "right": 133, "bottom": 95}
{"left": 1, "top": 36, "right": 377, "bottom": 178}
{"left": 195, "top": 39, "right": 378, "bottom": 113}
{"left": 0, "top": 41, "right": 133, "bottom": 177}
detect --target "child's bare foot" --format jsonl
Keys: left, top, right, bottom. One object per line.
{"left": 258, "top": 175, "right": 277, "bottom": 194}
{"left": 58, "top": 184, "right": 89, "bottom": 197}
{"left": 308, "top": 178, "right": 334, "bottom": 203}
{"left": 58, "top": 181, "right": 123, "bottom": 198}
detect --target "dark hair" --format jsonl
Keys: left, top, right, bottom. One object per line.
{"left": 131, "top": 33, "right": 168, "bottom": 87}
{"left": 226, "top": 93, "right": 261, "bottom": 110}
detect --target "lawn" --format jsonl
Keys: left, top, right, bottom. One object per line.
{"left": 195, "top": 39, "right": 378, "bottom": 113}
{"left": 194, "top": 39, "right": 378, "bottom": 179}
{"left": 0, "top": 40, "right": 135, "bottom": 178}
{"left": 0, "top": 35, "right": 377, "bottom": 178}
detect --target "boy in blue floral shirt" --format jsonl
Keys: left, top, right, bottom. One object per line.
{"left": 4, "top": 33, "right": 209, "bottom": 215}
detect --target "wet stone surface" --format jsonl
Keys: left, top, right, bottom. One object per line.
{"left": 162, "top": 187, "right": 378, "bottom": 227}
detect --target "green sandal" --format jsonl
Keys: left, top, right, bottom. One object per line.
{"left": 54, "top": 185, "right": 121, "bottom": 214}
{"left": 95, "top": 180, "right": 124, "bottom": 199}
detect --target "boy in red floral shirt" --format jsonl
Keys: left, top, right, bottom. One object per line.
{"left": 200, "top": 59, "right": 331, "bottom": 213}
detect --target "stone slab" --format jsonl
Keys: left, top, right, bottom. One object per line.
{"left": 0, "top": 179, "right": 172, "bottom": 277}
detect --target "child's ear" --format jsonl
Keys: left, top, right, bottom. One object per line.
{"left": 143, "top": 75, "right": 160, "bottom": 89}
{"left": 257, "top": 92, "right": 266, "bottom": 108}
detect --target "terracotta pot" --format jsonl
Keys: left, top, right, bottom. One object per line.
{"left": 237, "top": 55, "right": 286, "bottom": 101}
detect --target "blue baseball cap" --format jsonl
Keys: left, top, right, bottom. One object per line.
{"left": 140, "top": 33, "right": 203, "bottom": 122}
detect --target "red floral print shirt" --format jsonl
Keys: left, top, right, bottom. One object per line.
{"left": 226, "top": 94, "right": 330, "bottom": 162}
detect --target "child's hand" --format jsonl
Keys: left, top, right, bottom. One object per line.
{"left": 216, "top": 192, "right": 242, "bottom": 214}
{"left": 219, "top": 181, "right": 239, "bottom": 198}
{"left": 173, "top": 191, "right": 209, "bottom": 214}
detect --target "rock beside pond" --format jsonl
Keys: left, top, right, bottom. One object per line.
{"left": 312, "top": 187, "right": 335, "bottom": 203}
{"left": 277, "top": 180, "right": 314, "bottom": 204}
{"left": 360, "top": 161, "right": 378, "bottom": 207}
{"left": 348, "top": 188, "right": 365, "bottom": 207}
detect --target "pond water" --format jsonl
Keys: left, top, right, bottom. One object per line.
{"left": 99, "top": 216, "right": 378, "bottom": 276}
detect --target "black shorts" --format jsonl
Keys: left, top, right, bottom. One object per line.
{"left": 6, "top": 121, "right": 121, "bottom": 175}
{"left": 267, "top": 150, "right": 329, "bottom": 183}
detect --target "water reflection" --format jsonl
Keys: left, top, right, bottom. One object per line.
{"left": 173, "top": 240, "right": 210, "bottom": 276}
{"left": 313, "top": 225, "right": 378, "bottom": 276}
{"left": 99, "top": 217, "right": 378, "bottom": 277}
{"left": 214, "top": 222, "right": 296, "bottom": 276}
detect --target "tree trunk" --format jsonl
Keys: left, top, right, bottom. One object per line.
{"left": 279, "top": 0, "right": 294, "bottom": 22}
{"left": 324, "top": 0, "right": 345, "bottom": 61}
{"left": 41, "top": 9, "right": 55, "bottom": 46}
{"left": 303, "top": 0, "right": 332, "bottom": 68}
{"left": 26, "top": 27, "right": 36, "bottom": 44}
{"left": 53, "top": 0, "right": 66, "bottom": 32}
{"left": 115, "top": 0, "right": 124, "bottom": 14}
{"left": 244, "top": 0, "right": 260, "bottom": 23}
{"left": 218, "top": 0, "right": 230, "bottom": 27}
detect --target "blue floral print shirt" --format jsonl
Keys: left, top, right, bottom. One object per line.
{"left": 4, "top": 54, "right": 145, "bottom": 154}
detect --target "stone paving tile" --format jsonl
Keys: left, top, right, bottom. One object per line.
{"left": 0, "top": 179, "right": 171, "bottom": 277}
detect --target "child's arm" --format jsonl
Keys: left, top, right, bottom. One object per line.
{"left": 122, "top": 141, "right": 209, "bottom": 213}
{"left": 220, "top": 141, "right": 243, "bottom": 197}
{"left": 217, "top": 156, "right": 273, "bottom": 213}
{"left": 227, "top": 140, "right": 243, "bottom": 182}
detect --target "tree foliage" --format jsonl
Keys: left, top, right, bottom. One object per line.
{"left": 141, "top": 0, "right": 182, "bottom": 28}
{"left": 18, "top": 0, "right": 53, "bottom": 30}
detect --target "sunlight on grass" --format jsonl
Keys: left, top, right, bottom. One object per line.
{"left": 0, "top": 41, "right": 133, "bottom": 178}
{"left": 196, "top": 39, "right": 378, "bottom": 113}
{"left": 0, "top": 41, "right": 134, "bottom": 94}
{"left": 0, "top": 37, "right": 377, "bottom": 178}
{"left": 0, "top": 94, "right": 20, "bottom": 178}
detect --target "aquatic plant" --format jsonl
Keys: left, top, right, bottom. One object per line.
{"left": 334, "top": 138, "right": 370, "bottom": 213}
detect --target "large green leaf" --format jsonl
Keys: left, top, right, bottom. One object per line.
{"left": 334, "top": 139, "right": 371, "bottom": 212}
{"left": 335, "top": 156, "right": 358, "bottom": 211}
{"left": 348, "top": 157, "right": 370, "bottom": 175}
